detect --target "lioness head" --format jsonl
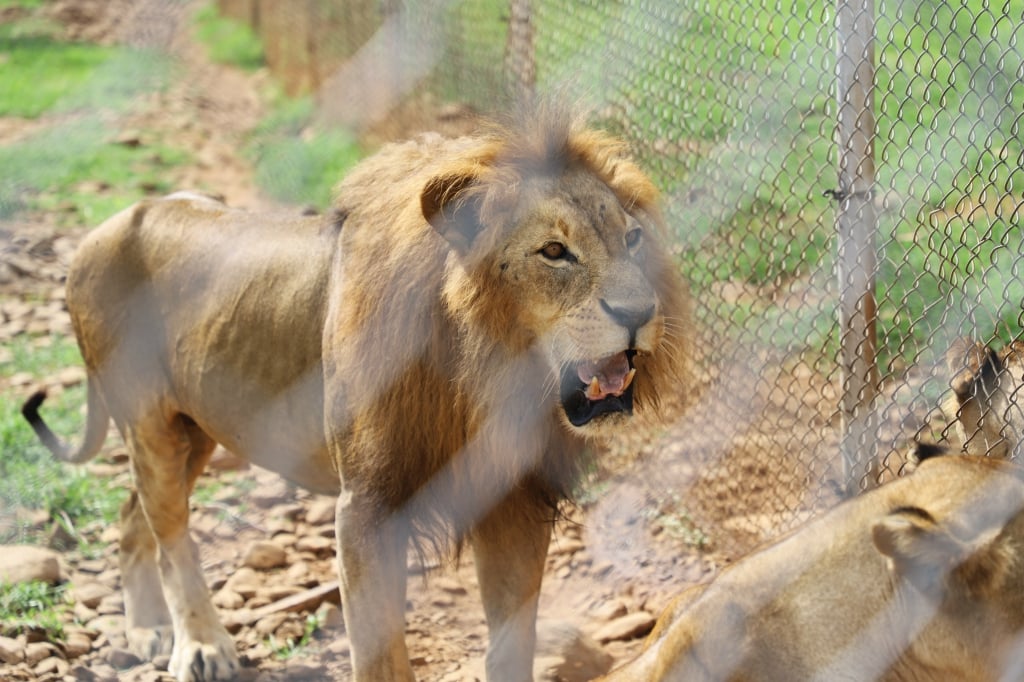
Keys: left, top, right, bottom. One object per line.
{"left": 419, "top": 109, "right": 690, "bottom": 435}
{"left": 945, "top": 338, "right": 1024, "bottom": 458}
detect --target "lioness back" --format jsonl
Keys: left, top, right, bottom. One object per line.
{"left": 601, "top": 454, "right": 1024, "bottom": 681}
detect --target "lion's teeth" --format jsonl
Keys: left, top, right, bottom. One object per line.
{"left": 622, "top": 368, "right": 636, "bottom": 392}
{"left": 586, "top": 376, "right": 602, "bottom": 400}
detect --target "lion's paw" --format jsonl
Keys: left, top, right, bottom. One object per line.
{"left": 169, "top": 636, "right": 240, "bottom": 682}
{"left": 127, "top": 625, "right": 174, "bottom": 660}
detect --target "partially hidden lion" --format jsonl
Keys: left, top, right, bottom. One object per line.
{"left": 599, "top": 452, "right": 1024, "bottom": 681}
{"left": 21, "top": 106, "right": 692, "bottom": 682}
{"left": 944, "top": 337, "right": 1024, "bottom": 459}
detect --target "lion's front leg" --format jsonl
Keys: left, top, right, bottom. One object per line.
{"left": 471, "top": 489, "right": 553, "bottom": 682}
{"left": 336, "top": 488, "right": 415, "bottom": 682}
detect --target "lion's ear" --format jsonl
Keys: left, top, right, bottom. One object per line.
{"left": 421, "top": 173, "right": 483, "bottom": 253}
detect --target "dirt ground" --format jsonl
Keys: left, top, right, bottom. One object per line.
{"left": 0, "top": 2, "right": 907, "bottom": 681}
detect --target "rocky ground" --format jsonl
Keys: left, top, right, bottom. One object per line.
{"left": 2, "top": 1, "right": 956, "bottom": 679}
{"left": 0, "top": 3, "right": 731, "bottom": 681}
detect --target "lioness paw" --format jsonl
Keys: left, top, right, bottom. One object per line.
{"left": 169, "top": 637, "right": 240, "bottom": 682}
{"left": 127, "top": 625, "right": 174, "bottom": 659}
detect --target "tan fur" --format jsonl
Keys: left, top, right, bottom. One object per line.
{"left": 600, "top": 454, "right": 1024, "bottom": 681}
{"left": 23, "top": 113, "right": 691, "bottom": 682}
{"left": 944, "top": 338, "right": 1024, "bottom": 458}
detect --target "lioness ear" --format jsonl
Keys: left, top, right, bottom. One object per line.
{"left": 872, "top": 507, "right": 964, "bottom": 588}
{"left": 946, "top": 338, "right": 1000, "bottom": 401}
{"left": 873, "top": 505, "right": 1012, "bottom": 595}
{"left": 421, "top": 173, "right": 483, "bottom": 253}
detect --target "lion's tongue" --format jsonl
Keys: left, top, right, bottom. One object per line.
{"left": 577, "top": 352, "right": 633, "bottom": 401}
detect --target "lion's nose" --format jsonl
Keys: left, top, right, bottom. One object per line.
{"left": 600, "top": 299, "right": 655, "bottom": 345}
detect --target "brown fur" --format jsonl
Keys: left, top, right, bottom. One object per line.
{"left": 600, "top": 455, "right": 1024, "bottom": 681}
{"left": 23, "top": 111, "right": 691, "bottom": 682}
{"left": 944, "top": 338, "right": 1024, "bottom": 458}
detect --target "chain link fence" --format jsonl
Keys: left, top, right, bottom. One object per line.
{"left": 223, "top": 0, "right": 1024, "bottom": 552}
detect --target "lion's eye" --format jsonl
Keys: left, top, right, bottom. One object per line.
{"left": 540, "top": 242, "right": 569, "bottom": 260}
{"left": 625, "top": 228, "right": 643, "bottom": 250}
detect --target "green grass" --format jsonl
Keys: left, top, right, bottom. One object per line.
{"left": 0, "top": 13, "right": 182, "bottom": 222}
{"left": 518, "top": 0, "right": 1024, "bottom": 364}
{"left": 0, "top": 336, "right": 126, "bottom": 547}
{"left": 266, "top": 613, "right": 322, "bottom": 660}
{"left": 194, "top": 2, "right": 264, "bottom": 71}
{"left": 249, "top": 94, "right": 364, "bottom": 209}
{"left": 0, "top": 581, "right": 70, "bottom": 639}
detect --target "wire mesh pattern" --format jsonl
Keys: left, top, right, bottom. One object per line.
{"left": 223, "top": 0, "right": 1024, "bottom": 550}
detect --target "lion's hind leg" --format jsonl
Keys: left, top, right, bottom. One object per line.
{"left": 122, "top": 411, "right": 238, "bottom": 682}
{"left": 120, "top": 490, "right": 174, "bottom": 659}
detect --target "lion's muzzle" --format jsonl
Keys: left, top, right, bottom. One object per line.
{"left": 560, "top": 351, "right": 636, "bottom": 427}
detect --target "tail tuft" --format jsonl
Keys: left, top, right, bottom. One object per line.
{"left": 22, "top": 390, "right": 48, "bottom": 424}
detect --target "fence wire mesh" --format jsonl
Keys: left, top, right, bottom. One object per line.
{"left": 235, "top": 0, "right": 1024, "bottom": 551}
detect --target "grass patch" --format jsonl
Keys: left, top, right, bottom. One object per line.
{"left": 194, "top": 2, "right": 264, "bottom": 71}
{"left": 266, "top": 613, "right": 322, "bottom": 660}
{"left": 0, "top": 10, "right": 181, "bottom": 222}
{"left": 643, "top": 494, "right": 710, "bottom": 551}
{"left": 249, "top": 94, "right": 364, "bottom": 209}
{"left": 0, "top": 336, "right": 126, "bottom": 547}
{"left": 0, "top": 126, "right": 189, "bottom": 224}
{"left": 0, "top": 580, "right": 70, "bottom": 639}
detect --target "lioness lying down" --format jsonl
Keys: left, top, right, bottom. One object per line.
{"left": 945, "top": 337, "right": 1024, "bottom": 459}
{"left": 22, "top": 108, "right": 691, "bottom": 682}
{"left": 601, "top": 453, "right": 1024, "bottom": 681}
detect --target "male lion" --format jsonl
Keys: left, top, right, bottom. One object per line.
{"left": 600, "top": 452, "right": 1024, "bottom": 681}
{"left": 944, "top": 337, "right": 1024, "bottom": 459}
{"left": 22, "top": 108, "right": 691, "bottom": 682}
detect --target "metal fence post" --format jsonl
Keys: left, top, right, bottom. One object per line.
{"left": 835, "top": 0, "right": 881, "bottom": 495}
{"left": 505, "top": 0, "right": 536, "bottom": 101}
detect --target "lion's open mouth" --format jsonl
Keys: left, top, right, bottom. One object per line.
{"left": 560, "top": 351, "right": 637, "bottom": 427}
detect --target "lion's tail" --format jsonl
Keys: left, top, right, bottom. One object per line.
{"left": 22, "top": 379, "right": 109, "bottom": 464}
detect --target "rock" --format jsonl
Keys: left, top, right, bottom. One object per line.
{"left": 295, "top": 535, "right": 333, "bottom": 554}
{"left": 280, "top": 663, "right": 329, "bottom": 680}
{"left": 316, "top": 602, "right": 343, "bottom": 629}
{"left": 34, "top": 655, "right": 69, "bottom": 676}
{"left": 254, "top": 612, "right": 288, "bottom": 637}
{"left": 304, "top": 498, "right": 336, "bottom": 525}
{"left": 549, "top": 538, "right": 585, "bottom": 556}
{"left": 258, "top": 585, "right": 303, "bottom": 602}
{"left": 24, "top": 641, "right": 57, "bottom": 666}
{"left": 242, "top": 541, "right": 287, "bottom": 570}
{"left": 56, "top": 366, "right": 86, "bottom": 388}
{"left": 73, "top": 580, "right": 114, "bottom": 609}
{"left": 534, "top": 620, "right": 614, "bottom": 681}
{"left": 435, "top": 577, "right": 467, "bottom": 596}
{"left": 212, "top": 588, "right": 246, "bottom": 610}
{"left": 591, "top": 598, "right": 629, "bottom": 622}
{"left": 0, "top": 635, "right": 25, "bottom": 664}
{"left": 592, "top": 611, "right": 657, "bottom": 644}
{"left": 107, "top": 646, "right": 142, "bottom": 669}
{"left": 64, "top": 631, "right": 92, "bottom": 658}
{"left": 0, "top": 545, "right": 63, "bottom": 584}
{"left": 85, "top": 614, "right": 126, "bottom": 640}
{"left": 73, "top": 662, "right": 118, "bottom": 681}
{"left": 248, "top": 478, "right": 291, "bottom": 508}
{"left": 96, "top": 592, "right": 124, "bottom": 615}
